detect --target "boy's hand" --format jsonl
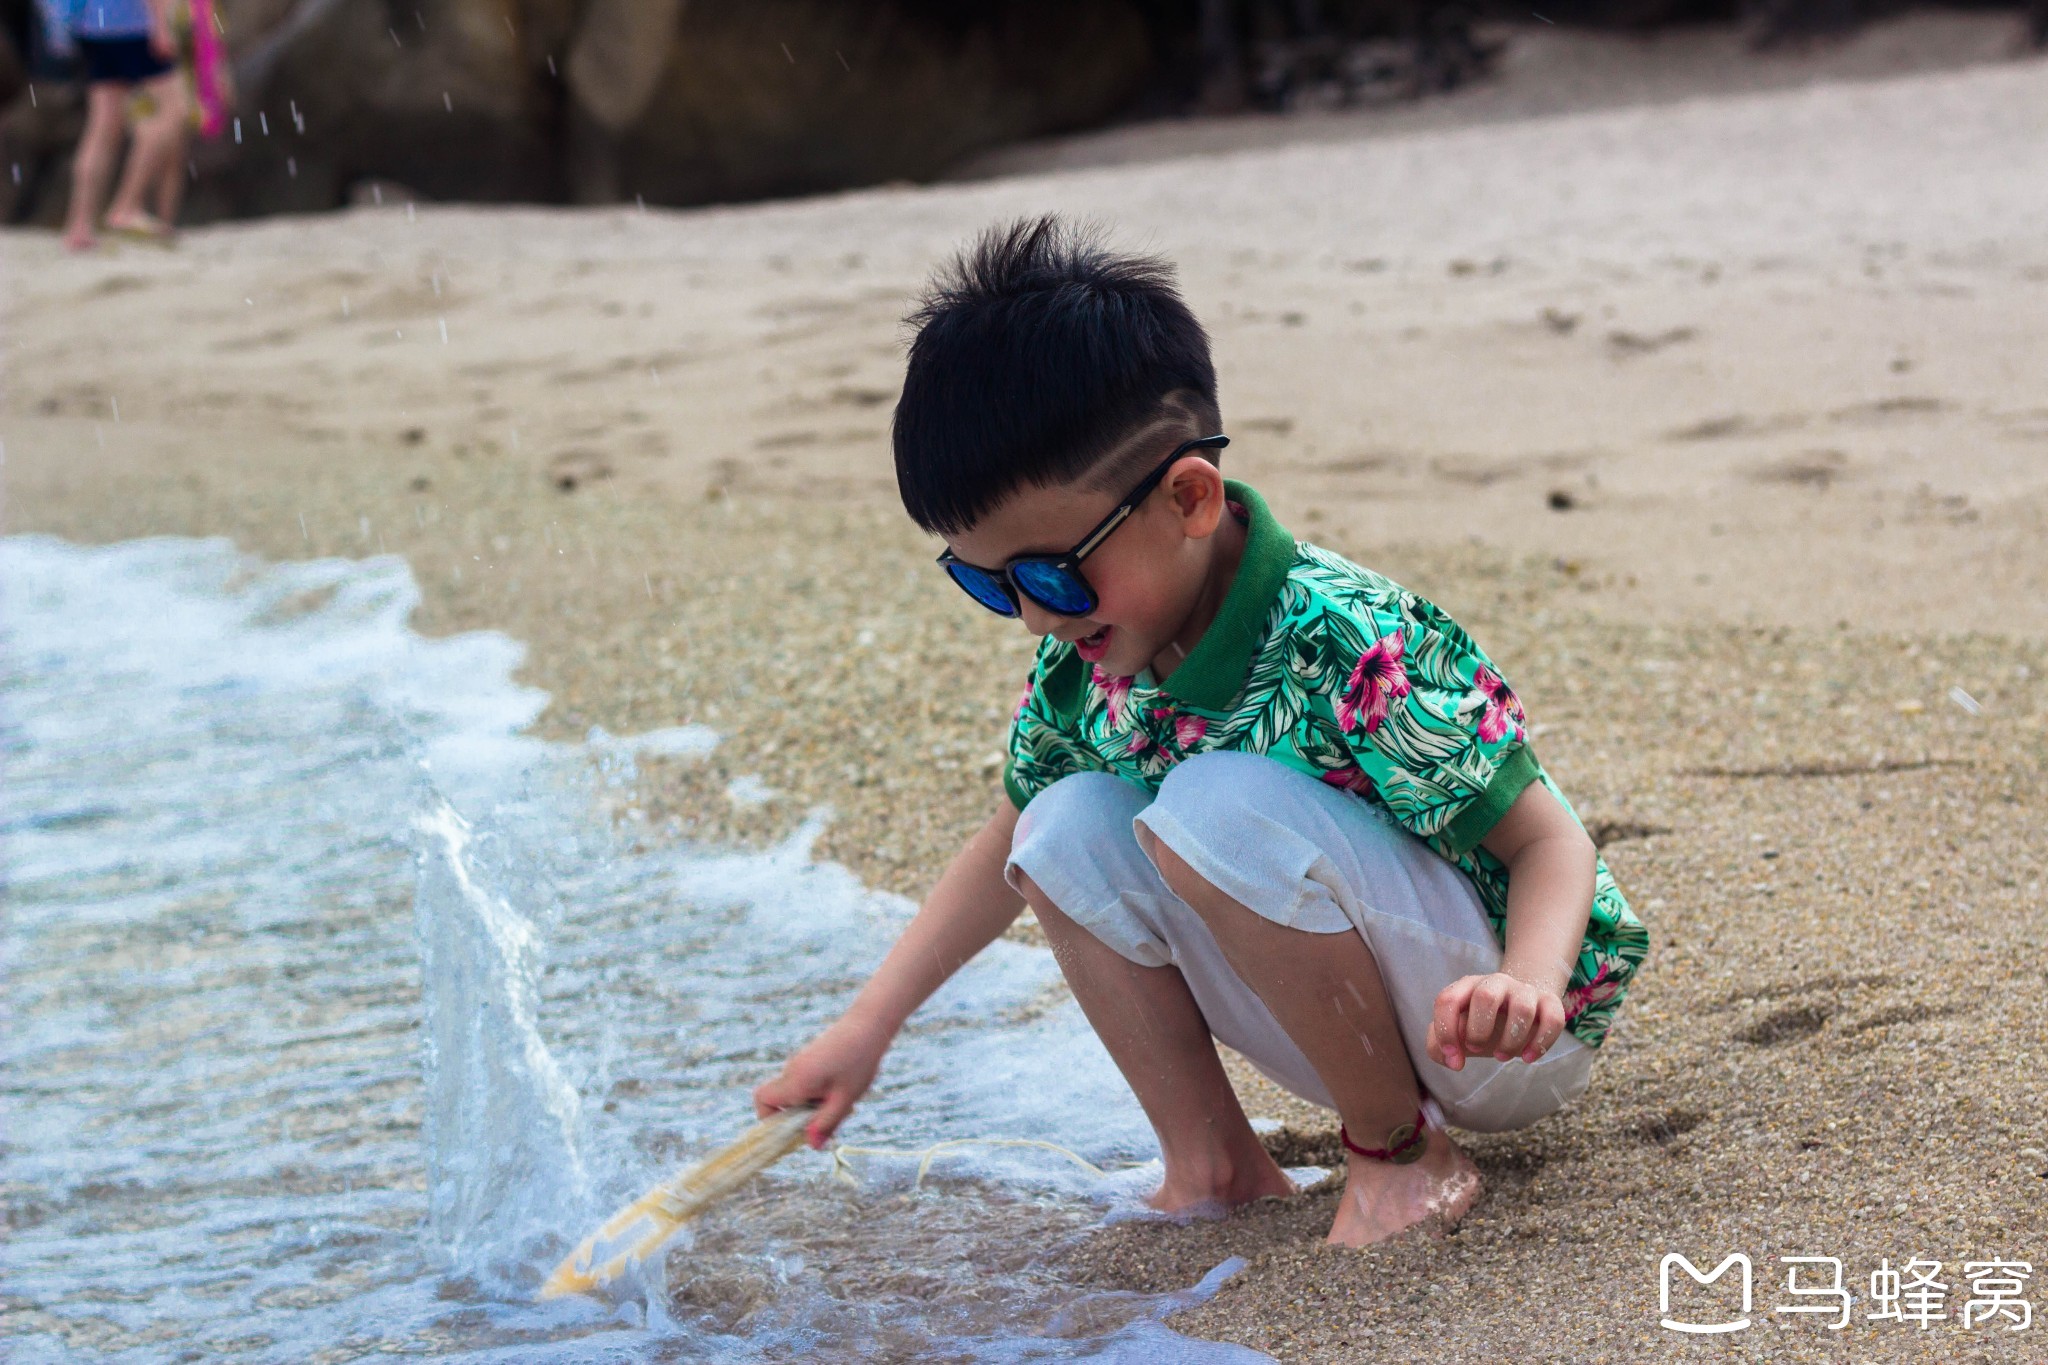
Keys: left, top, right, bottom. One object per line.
{"left": 752, "top": 1013, "right": 890, "bottom": 1150}
{"left": 1427, "top": 971, "right": 1566, "bottom": 1071}
{"left": 750, "top": 799, "right": 1024, "bottom": 1150}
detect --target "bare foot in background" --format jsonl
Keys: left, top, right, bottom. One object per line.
{"left": 104, "top": 210, "right": 174, "bottom": 241}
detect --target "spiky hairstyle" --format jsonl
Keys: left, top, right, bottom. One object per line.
{"left": 892, "top": 216, "right": 1221, "bottom": 536}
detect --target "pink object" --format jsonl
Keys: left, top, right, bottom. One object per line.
{"left": 190, "top": 0, "right": 229, "bottom": 139}
{"left": 1563, "top": 961, "right": 1619, "bottom": 1023}
{"left": 1088, "top": 665, "right": 1132, "bottom": 727}
{"left": 1473, "top": 664, "right": 1527, "bottom": 744}
{"left": 1337, "top": 628, "right": 1411, "bottom": 735}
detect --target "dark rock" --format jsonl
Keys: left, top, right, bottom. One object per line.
{"left": 4, "top": 0, "right": 1155, "bottom": 222}
{"left": 602, "top": 1, "right": 1151, "bottom": 207}
{"left": 1171, "top": 0, "right": 1505, "bottom": 113}
{"left": 6, "top": 0, "right": 2040, "bottom": 229}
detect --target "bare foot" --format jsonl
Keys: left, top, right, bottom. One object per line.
{"left": 104, "top": 210, "right": 174, "bottom": 241}
{"left": 63, "top": 225, "right": 98, "bottom": 252}
{"left": 1326, "top": 1121, "right": 1482, "bottom": 1246}
{"left": 1148, "top": 1148, "right": 1299, "bottom": 1215}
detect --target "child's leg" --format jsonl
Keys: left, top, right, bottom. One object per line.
{"left": 1005, "top": 772, "right": 1293, "bottom": 1211}
{"left": 1139, "top": 830, "right": 1482, "bottom": 1245}
{"left": 64, "top": 85, "right": 130, "bottom": 249}
{"left": 105, "top": 72, "right": 187, "bottom": 230}
{"left": 1134, "top": 752, "right": 1526, "bottom": 1245}
{"left": 1017, "top": 882, "right": 1293, "bottom": 1210}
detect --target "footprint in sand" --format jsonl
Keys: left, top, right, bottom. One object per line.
{"left": 1748, "top": 449, "right": 1850, "bottom": 490}
{"left": 214, "top": 326, "right": 300, "bottom": 353}
{"left": 1992, "top": 407, "right": 2048, "bottom": 442}
{"left": 82, "top": 274, "right": 156, "bottom": 298}
{"left": 828, "top": 385, "right": 895, "bottom": 408}
{"left": 1318, "top": 451, "right": 1400, "bottom": 475}
{"left": 1735, "top": 1002, "right": 1830, "bottom": 1046}
{"left": 1667, "top": 412, "right": 1808, "bottom": 441}
{"left": 1839, "top": 1000, "right": 1969, "bottom": 1035}
{"left": 1607, "top": 326, "right": 1698, "bottom": 357}
{"left": 1429, "top": 454, "right": 1520, "bottom": 487}
{"left": 1826, "top": 396, "right": 1949, "bottom": 425}
{"left": 548, "top": 449, "right": 613, "bottom": 492}
{"left": 1628, "top": 1108, "right": 1706, "bottom": 1146}
{"left": 1582, "top": 817, "right": 1673, "bottom": 848}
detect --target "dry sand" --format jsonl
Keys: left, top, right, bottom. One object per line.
{"left": 6, "top": 27, "right": 2047, "bottom": 1361}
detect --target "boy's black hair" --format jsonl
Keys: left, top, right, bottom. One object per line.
{"left": 893, "top": 215, "right": 1221, "bottom": 537}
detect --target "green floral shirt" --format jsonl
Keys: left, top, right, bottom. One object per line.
{"left": 1003, "top": 481, "right": 1647, "bottom": 1048}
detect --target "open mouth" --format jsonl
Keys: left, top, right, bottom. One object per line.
{"left": 1073, "top": 626, "right": 1112, "bottom": 662}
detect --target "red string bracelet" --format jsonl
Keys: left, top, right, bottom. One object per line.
{"left": 1339, "top": 1105, "right": 1429, "bottom": 1164}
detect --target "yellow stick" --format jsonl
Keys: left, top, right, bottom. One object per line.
{"left": 538, "top": 1105, "right": 816, "bottom": 1300}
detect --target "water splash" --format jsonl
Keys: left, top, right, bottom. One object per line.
{"left": 413, "top": 798, "right": 588, "bottom": 1283}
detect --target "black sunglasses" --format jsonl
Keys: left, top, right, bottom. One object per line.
{"left": 937, "top": 434, "right": 1231, "bottom": 619}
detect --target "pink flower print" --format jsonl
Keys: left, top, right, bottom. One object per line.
{"left": 1337, "top": 629, "right": 1411, "bottom": 735}
{"left": 1091, "top": 666, "right": 1133, "bottom": 727}
{"left": 1174, "top": 714, "right": 1208, "bottom": 750}
{"left": 1125, "top": 728, "right": 1175, "bottom": 776}
{"left": 1562, "top": 962, "right": 1620, "bottom": 1023}
{"left": 1319, "top": 765, "right": 1379, "bottom": 798}
{"left": 1012, "top": 680, "right": 1034, "bottom": 720}
{"left": 1473, "top": 666, "right": 1526, "bottom": 745}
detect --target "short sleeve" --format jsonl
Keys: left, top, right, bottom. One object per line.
{"left": 1002, "top": 645, "right": 1105, "bottom": 809}
{"left": 1313, "top": 597, "right": 1539, "bottom": 857}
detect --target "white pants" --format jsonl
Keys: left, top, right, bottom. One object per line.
{"left": 1004, "top": 752, "right": 1594, "bottom": 1134}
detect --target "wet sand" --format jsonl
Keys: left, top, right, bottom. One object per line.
{"left": 7, "top": 29, "right": 2047, "bottom": 1361}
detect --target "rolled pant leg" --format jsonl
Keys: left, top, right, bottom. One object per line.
{"left": 1004, "top": 771, "right": 1335, "bottom": 1105}
{"left": 1134, "top": 752, "right": 1594, "bottom": 1134}
{"left": 1004, "top": 772, "right": 1173, "bottom": 966}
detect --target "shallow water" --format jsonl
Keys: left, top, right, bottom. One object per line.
{"left": 0, "top": 536, "right": 1281, "bottom": 1363}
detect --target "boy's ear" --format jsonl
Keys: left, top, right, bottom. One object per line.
{"left": 1165, "top": 459, "right": 1228, "bottom": 538}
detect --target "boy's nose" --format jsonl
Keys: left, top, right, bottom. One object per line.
{"left": 1016, "top": 597, "right": 1069, "bottom": 638}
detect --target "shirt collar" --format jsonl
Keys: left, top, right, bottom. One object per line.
{"left": 1158, "top": 480, "right": 1295, "bottom": 712}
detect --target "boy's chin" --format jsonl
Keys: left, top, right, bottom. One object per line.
{"left": 1074, "top": 625, "right": 1161, "bottom": 679}
{"left": 1093, "top": 642, "right": 1151, "bottom": 680}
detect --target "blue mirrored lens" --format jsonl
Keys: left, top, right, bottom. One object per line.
{"left": 947, "top": 563, "right": 1017, "bottom": 615}
{"left": 1011, "top": 560, "right": 1094, "bottom": 615}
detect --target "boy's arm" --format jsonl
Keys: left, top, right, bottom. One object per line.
{"left": 1426, "top": 779, "right": 1595, "bottom": 1070}
{"left": 753, "top": 794, "right": 1025, "bottom": 1147}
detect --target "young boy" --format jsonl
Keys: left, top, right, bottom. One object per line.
{"left": 754, "top": 216, "right": 1649, "bottom": 1246}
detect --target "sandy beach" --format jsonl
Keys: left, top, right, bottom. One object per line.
{"left": 7, "top": 24, "right": 2047, "bottom": 1360}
